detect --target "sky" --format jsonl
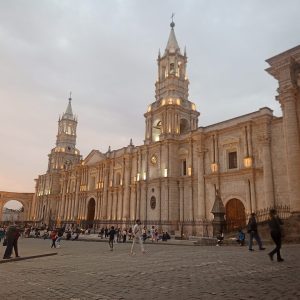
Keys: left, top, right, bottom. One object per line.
{"left": 0, "top": 0, "right": 300, "bottom": 195}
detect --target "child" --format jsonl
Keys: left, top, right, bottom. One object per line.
{"left": 236, "top": 228, "right": 245, "bottom": 246}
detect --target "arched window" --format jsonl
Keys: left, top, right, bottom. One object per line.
{"left": 115, "top": 172, "right": 121, "bottom": 186}
{"left": 180, "top": 119, "right": 190, "bottom": 134}
{"left": 170, "top": 63, "right": 175, "bottom": 74}
{"left": 152, "top": 120, "right": 162, "bottom": 142}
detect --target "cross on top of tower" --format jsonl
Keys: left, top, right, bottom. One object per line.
{"left": 170, "top": 13, "right": 175, "bottom": 28}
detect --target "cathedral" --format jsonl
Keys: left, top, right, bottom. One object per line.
{"left": 31, "top": 21, "right": 300, "bottom": 237}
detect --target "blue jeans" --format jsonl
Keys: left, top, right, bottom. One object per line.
{"left": 248, "top": 231, "right": 263, "bottom": 249}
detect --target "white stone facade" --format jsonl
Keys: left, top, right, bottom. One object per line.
{"left": 31, "top": 25, "right": 300, "bottom": 237}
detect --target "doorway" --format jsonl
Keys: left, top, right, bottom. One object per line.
{"left": 225, "top": 198, "right": 246, "bottom": 232}
{"left": 86, "top": 198, "right": 96, "bottom": 225}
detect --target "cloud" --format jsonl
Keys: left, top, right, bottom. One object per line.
{"left": 0, "top": 0, "right": 299, "bottom": 193}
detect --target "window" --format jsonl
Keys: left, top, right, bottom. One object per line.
{"left": 89, "top": 176, "right": 96, "bottom": 191}
{"left": 115, "top": 173, "right": 121, "bottom": 186}
{"left": 182, "top": 159, "right": 187, "bottom": 176}
{"left": 179, "top": 119, "right": 189, "bottom": 134}
{"left": 170, "top": 63, "right": 175, "bottom": 74}
{"left": 228, "top": 151, "right": 237, "bottom": 169}
{"left": 150, "top": 196, "right": 156, "bottom": 209}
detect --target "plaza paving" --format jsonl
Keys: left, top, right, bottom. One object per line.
{"left": 0, "top": 237, "right": 299, "bottom": 300}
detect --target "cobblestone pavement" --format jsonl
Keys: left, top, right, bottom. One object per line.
{"left": 0, "top": 238, "right": 299, "bottom": 300}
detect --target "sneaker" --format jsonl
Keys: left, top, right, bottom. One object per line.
{"left": 277, "top": 258, "right": 284, "bottom": 262}
{"left": 259, "top": 247, "right": 266, "bottom": 250}
{"left": 249, "top": 249, "right": 254, "bottom": 251}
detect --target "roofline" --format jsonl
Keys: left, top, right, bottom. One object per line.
{"left": 266, "top": 45, "right": 300, "bottom": 65}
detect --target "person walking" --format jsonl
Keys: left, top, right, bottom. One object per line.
{"left": 247, "top": 213, "right": 265, "bottom": 251}
{"left": 55, "top": 228, "right": 64, "bottom": 248}
{"left": 0, "top": 227, "right": 5, "bottom": 242}
{"left": 268, "top": 209, "right": 284, "bottom": 262}
{"left": 50, "top": 230, "right": 57, "bottom": 248}
{"left": 108, "top": 226, "right": 116, "bottom": 251}
{"left": 3, "top": 224, "right": 20, "bottom": 259}
{"left": 130, "top": 219, "right": 145, "bottom": 255}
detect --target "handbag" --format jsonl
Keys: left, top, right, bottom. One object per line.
{"left": 3, "top": 239, "right": 7, "bottom": 246}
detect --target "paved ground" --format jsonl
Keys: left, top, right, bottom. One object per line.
{"left": 0, "top": 238, "right": 299, "bottom": 300}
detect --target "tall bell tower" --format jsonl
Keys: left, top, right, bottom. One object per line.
{"left": 144, "top": 19, "right": 200, "bottom": 144}
{"left": 47, "top": 94, "right": 81, "bottom": 173}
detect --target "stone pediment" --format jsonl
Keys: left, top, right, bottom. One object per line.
{"left": 221, "top": 137, "right": 240, "bottom": 146}
{"left": 83, "top": 150, "right": 106, "bottom": 166}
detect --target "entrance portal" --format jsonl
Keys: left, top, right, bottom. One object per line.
{"left": 225, "top": 198, "right": 246, "bottom": 232}
{"left": 86, "top": 198, "right": 96, "bottom": 226}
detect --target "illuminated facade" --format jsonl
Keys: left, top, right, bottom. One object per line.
{"left": 32, "top": 22, "right": 300, "bottom": 236}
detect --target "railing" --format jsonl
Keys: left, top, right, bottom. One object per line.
{"left": 246, "top": 204, "right": 291, "bottom": 223}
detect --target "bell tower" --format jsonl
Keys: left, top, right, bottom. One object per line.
{"left": 47, "top": 93, "right": 81, "bottom": 172}
{"left": 144, "top": 19, "right": 200, "bottom": 144}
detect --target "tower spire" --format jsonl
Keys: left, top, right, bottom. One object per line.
{"left": 64, "top": 92, "right": 74, "bottom": 119}
{"left": 165, "top": 13, "right": 180, "bottom": 55}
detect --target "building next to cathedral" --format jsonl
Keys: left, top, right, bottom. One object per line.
{"left": 29, "top": 21, "right": 300, "bottom": 237}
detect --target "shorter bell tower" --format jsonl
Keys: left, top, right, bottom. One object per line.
{"left": 144, "top": 20, "right": 199, "bottom": 144}
{"left": 47, "top": 94, "right": 81, "bottom": 172}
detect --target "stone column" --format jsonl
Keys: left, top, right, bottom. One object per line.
{"left": 245, "top": 179, "right": 252, "bottom": 213}
{"left": 102, "top": 165, "right": 109, "bottom": 219}
{"left": 179, "top": 181, "right": 184, "bottom": 222}
{"left": 73, "top": 175, "right": 80, "bottom": 220}
{"left": 140, "top": 183, "right": 147, "bottom": 221}
{"left": 136, "top": 182, "right": 141, "bottom": 220}
{"left": 281, "top": 88, "right": 300, "bottom": 212}
{"left": 261, "top": 136, "right": 275, "bottom": 208}
{"left": 111, "top": 189, "right": 117, "bottom": 220}
{"left": 197, "top": 151, "right": 206, "bottom": 220}
{"left": 130, "top": 185, "right": 137, "bottom": 220}
{"left": 59, "top": 177, "right": 67, "bottom": 220}
{"left": 123, "top": 158, "right": 131, "bottom": 219}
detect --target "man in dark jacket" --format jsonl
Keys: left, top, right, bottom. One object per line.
{"left": 3, "top": 224, "right": 20, "bottom": 259}
{"left": 268, "top": 209, "right": 284, "bottom": 262}
{"left": 247, "top": 213, "right": 265, "bottom": 251}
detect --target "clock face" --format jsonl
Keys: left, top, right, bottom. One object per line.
{"left": 150, "top": 155, "right": 157, "bottom": 165}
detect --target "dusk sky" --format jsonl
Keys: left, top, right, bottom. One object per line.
{"left": 1, "top": 0, "right": 300, "bottom": 195}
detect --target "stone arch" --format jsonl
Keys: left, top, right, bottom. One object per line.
{"left": 225, "top": 198, "right": 246, "bottom": 232}
{"left": 2, "top": 200, "right": 24, "bottom": 222}
{"left": 0, "top": 192, "right": 34, "bottom": 222}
